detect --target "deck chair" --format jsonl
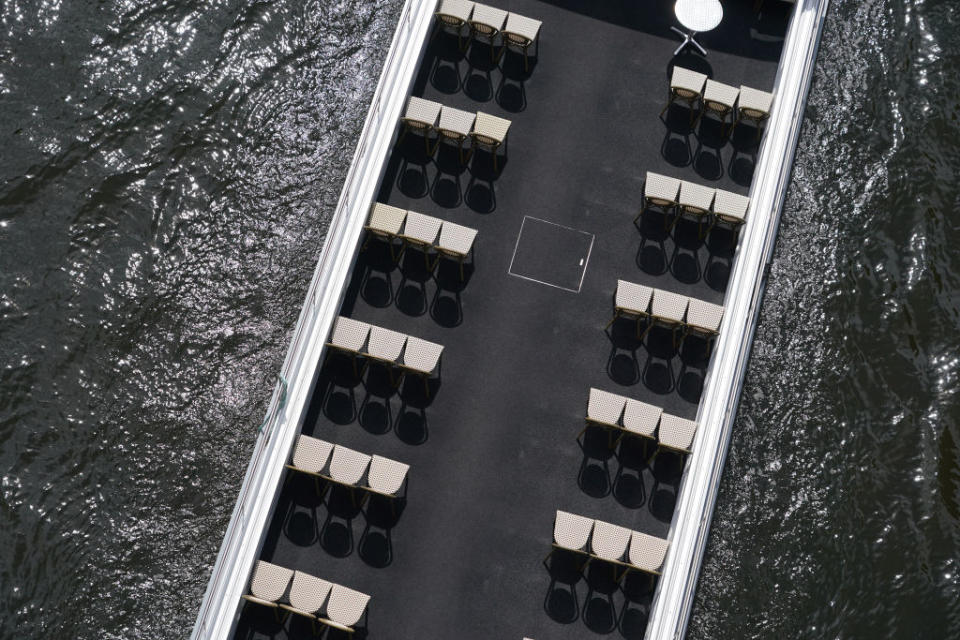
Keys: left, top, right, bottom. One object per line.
{"left": 579, "top": 388, "right": 626, "bottom": 444}
{"left": 589, "top": 520, "right": 632, "bottom": 578}
{"left": 731, "top": 86, "right": 774, "bottom": 141}
{"left": 636, "top": 172, "right": 681, "bottom": 224}
{"left": 366, "top": 455, "right": 410, "bottom": 514}
{"left": 329, "top": 444, "right": 372, "bottom": 505}
{"left": 324, "top": 316, "right": 371, "bottom": 377}
{"left": 434, "top": 220, "right": 478, "bottom": 280}
{"left": 317, "top": 584, "right": 371, "bottom": 637}
{"left": 363, "top": 203, "right": 407, "bottom": 261}
{"left": 623, "top": 398, "right": 663, "bottom": 447}
{"left": 684, "top": 298, "right": 724, "bottom": 358}
{"left": 660, "top": 66, "right": 708, "bottom": 125}
{"left": 398, "top": 336, "right": 444, "bottom": 395}
{"left": 544, "top": 510, "right": 594, "bottom": 568}
{"left": 697, "top": 79, "right": 740, "bottom": 136}
{"left": 646, "top": 289, "right": 689, "bottom": 346}
{"left": 606, "top": 279, "right": 653, "bottom": 337}
{"left": 285, "top": 434, "right": 335, "bottom": 495}
{"left": 400, "top": 96, "right": 442, "bottom": 155}
{"left": 657, "top": 413, "right": 698, "bottom": 456}
{"left": 434, "top": 105, "right": 476, "bottom": 164}
{"left": 400, "top": 210, "right": 443, "bottom": 269}
{"left": 625, "top": 531, "right": 670, "bottom": 588}
{"left": 434, "top": 0, "right": 476, "bottom": 51}
{"left": 242, "top": 561, "right": 293, "bottom": 620}
{"left": 470, "top": 111, "right": 511, "bottom": 172}
{"left": 278, "top": 571, "right": 332, "bottom": 632}
{"left": 671, "top": 180, "right": 716, "bottom": 237}
{"left": 366, "top": 326, "right": 407, "bottom": 384}
{"left": 468, "top": 3, "right": 507, "bottom": 60}
{"left": 711, "top": 189, "right": 750, "bottom": 233}
{"left": 502, "top": 12, "right": 542, "bottom": 71}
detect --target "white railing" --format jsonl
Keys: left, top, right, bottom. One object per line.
{"left": 644, "top": 1, "right": 830, "bottom": 639}
{"left": 189, "top": 2, "right": 437, "bottom": 639}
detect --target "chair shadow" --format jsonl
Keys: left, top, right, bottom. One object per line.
{"left": 395, "top": 134, "right": 434, "bottom": 199}
{"left": 465, "top": 149, "right": 504, "bottom": 213}
{"left": 430, "top": 259, "right": 471, "bottom": 328}
{"left": 496, "top": 50, "right": 535, "bottom": 112}
{"left": 359, "top": 366, "right": 397, "bottom": 436}
{"left": 544, "top": 551, "right": 583, "bottom": 624}
{"left": 669, "top": 218, "right": 706, "bottom": 284}
{"left": 613, "top": 436, "right": 650, "bottom": 509}
{"left": 635, "top": 210, "right": 671, "bottom": 276}
{"left": 319, "top": 486, "right": 364, "bottom": 558}
{"left": 429, "top": 31, "right": 466, "bottom": 94}
{"left": 320, "top": 360, "right": 362, "bottom": 425}
{"left": 692, "top": 117, "right": 727, "bottom": 181}
{"left": 281, "top": 473, "right": 326, "bottom": 547}
{"left": 577, "top": 425, "right": 616, "bottom": 498}
{"left": 728, "top": 125, "right": 759, "bottom": 187}
{"left": 650, "top": 452, "right": 684, "bottom": 523}
{"left": 393, "top": 376, "right": 437, "bottom": 445}
{"left": 618, "top": 571, "right": 655, "bottom": 639}
{"left": 660, "top": 106, "right": 695, "bottom": 167}
{"left": 641, "top": 326, "right": 678, "bottom": 395}
{"left": 431, "top": 143, "right": 469, "bottom": 208}
{"left": 606, "top": 319, "right": 643, "bottom": 386}
{"left": 704, "top": 226, "right": 737, "bottom": 292}
{"left": 359, "top": 493, "right": 406, "bottom": 569}
{"left": 234, "top": 602, "right": 285, "bottom": 640}
{"left": 463, "top": 41, "right": 499, "bottom": 102}
{"left": 396, "top": 249, "right": 435, "bottom": 317}
{"left": 583, "top": 561, "right": 620, "bottom": 634}
{"left": 358, "top": 241, "right": 398, "bottom": 308}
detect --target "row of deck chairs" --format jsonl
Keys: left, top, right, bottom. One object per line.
{"left": 546, "top": 510, "right": 670, "bottom": 587}
{"left": 286, "top": 434, "right": 410, "bottom": 510}
{"left": 638, "top": 171, "right": 751, "bottom": 239}
{"left": 364, "top": 203, "right": 478, "bottom": 279}
{"left": 608, "top": 279, "right": 724, "bottom": 353}
{"left": 663, "top": 65, "right": 774, "bottom": 140}
{"left": 325, "top": 316, "right": 444, "bottom": 394}
{"left": 401, "top": 96, "right": 512, "bottom": 170}
{"left": 581, "top": 388, "right": 698, "bottom": 455}
{"left": 243, "top": 561, "right": 370, "bottom": 636}
{"left": 435, "top": 0, "right": 543, "bottom": 71}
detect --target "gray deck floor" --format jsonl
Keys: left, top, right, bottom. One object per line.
{"left": 234, "top": 1, "right": 789, "bottom": 639}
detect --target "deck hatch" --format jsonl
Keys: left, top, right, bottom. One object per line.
{"left": 507, "top": 216, "right": 594, "bottom": 293}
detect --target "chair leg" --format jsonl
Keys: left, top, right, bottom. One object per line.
{"left": 605, "top": 309, "right": 621, "bottom": 330}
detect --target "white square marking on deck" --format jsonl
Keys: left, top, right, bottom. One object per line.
{"left": 507, "top": 216, "right": 595, "bottom": 293}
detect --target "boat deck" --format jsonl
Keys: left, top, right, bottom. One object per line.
{"left": 234, "top": 1, "right": 789, "bottom": 638}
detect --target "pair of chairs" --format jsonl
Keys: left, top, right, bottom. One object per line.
{"left": 661, "top": 65, "right": 774, "bottom": 140}
{"left": 579, "top": 388, "right": 698, "bottom": 457}
{"left": 401, "top": 96, "right": 512, "bottom": 171}
{"left": 243, "top": 560, "right": 370, "bottom": 636}
{"left": 325, "top": 315, "right": 444, "bottom": 394}
{"left": 286, "top": 434, "right": 410, "bottom": 508}
{"left": 637, "top": 171, "right": 750, "bottom": 239}
{"left": 545, "top": 510, "right": 670, "bottom": 587}
{"left": 364, "top": 203, "right": 478, "bottom": 280}
{"left": 607, "top": 279, "right": 724, "bottom": 353}
{"left": 435, "top": 0, "right": 543, "bottom": 71}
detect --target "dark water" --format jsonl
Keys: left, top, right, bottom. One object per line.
{"left": 0, "top": 1, "right": 958, "bottom": 639}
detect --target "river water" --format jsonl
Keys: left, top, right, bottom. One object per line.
{"left": 0, "top": 1, "right": 957, "bottom": 638}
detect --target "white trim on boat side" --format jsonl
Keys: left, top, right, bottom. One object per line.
{"left": 644, "top": 1, "right": 830, "bottom": 639}
{"left": 189, "top": 2, "right": 438, "bottom": 639}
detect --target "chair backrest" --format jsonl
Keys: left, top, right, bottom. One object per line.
{"left": 249, "top": 561, "right": 293, "bottom": 602}
{"left": 288, "top": 571, "right": 332, "bottom": 614}
{"left": 326, "top": 584, "right": 371, "bottom": 627}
